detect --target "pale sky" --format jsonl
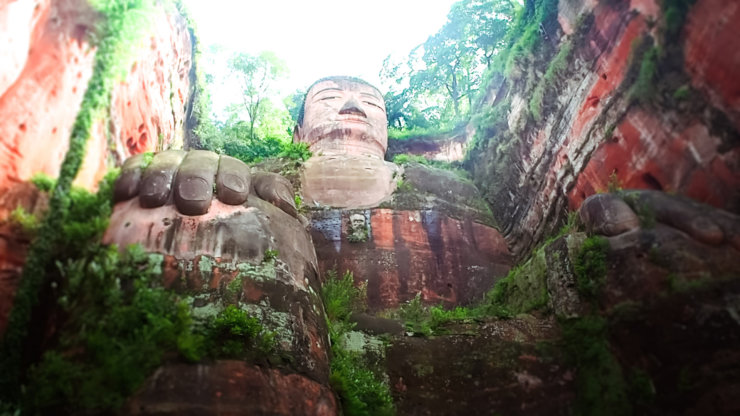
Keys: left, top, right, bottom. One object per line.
{"left": 182, "top": 0, "right": 458, "bottom": 116}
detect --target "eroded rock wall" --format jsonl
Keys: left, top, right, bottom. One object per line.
{"left": 0, "top": 0, "right": 193, "bottom": 200}
{"left": 466, "top": 0, "right": 740, "bottom": 260}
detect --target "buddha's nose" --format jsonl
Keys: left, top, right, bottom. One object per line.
{"left": 339, "top": 98, "right": 367, "bottom": 118}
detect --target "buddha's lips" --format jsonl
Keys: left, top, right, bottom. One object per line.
{"left": 337, "top": 116, "right": 370, "bottom": 125}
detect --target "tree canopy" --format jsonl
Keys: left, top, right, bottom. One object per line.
{"left": 193, "top": 49, "right": 310, "bottom": 164}
{"left": 380, "top": 0, "right": 518, "bottom": 133}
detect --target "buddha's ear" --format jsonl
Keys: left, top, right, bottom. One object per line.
{"left": 292, "top": 125, "right": 302, "bottom": 142}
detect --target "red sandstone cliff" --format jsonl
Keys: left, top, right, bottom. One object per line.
{"left": 466, "top": 0, "right": 740, "bottom": 259}
{"left": 0, "top": 0, "right": 193, "bottom": 334}
{"left": 0, "top": 0, "right": 193, "bottom": 203}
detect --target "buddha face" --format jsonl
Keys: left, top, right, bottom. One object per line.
{"left": 294, "top": 78, "right": 388, "bottom": 158}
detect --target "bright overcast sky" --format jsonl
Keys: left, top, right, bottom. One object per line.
{"left": 182, "top": 0, "right": 458, "bottom": 113}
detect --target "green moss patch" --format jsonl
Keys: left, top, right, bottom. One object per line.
{"left": 321, "top": 270, "right": 394, "bottom": 416}
{"left": 574, "top": 236, "right": 610, "bottom": 300}
{"left": 560, "top": 315, "right": 631, "bottom": 416}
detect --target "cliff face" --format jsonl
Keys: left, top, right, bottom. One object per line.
{"left": 0, "top": 0, "right": 193, "bottom": 200}
{"left": 466, "top": 0, "right": 740, "bottom": 259}
{"left": 0, "top": 0, "right": 193, "bottom": 341}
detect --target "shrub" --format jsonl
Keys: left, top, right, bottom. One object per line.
{"left": 320, "top": 271, "right": 392, "bottom": 415}
{"left": 574, "top": 236, "right": 610, "bottom": 300}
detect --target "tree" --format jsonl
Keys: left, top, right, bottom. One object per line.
{"left": 228, "top": 51, "right": 288, "bottom": 141}
{"left": 380, "top": 0, "right": 517, "bottom": 130}
{"left": 284, "top": 88, "right": 306, "bottom": 127}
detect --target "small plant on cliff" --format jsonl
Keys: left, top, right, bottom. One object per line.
{"left": 399, "top": 293, "right": 434, "bottom": 336}
{"left": 22, "top": 244, "right": 200, "bottom": 414}
{"left": 8, "top": 207, "right": 40, "bottom": 235}
{"left": 529, "top": 40, "right": 574, "bottom": 121}
{"left": 323, "top": 270, "right": 367, "bottom": 324}
{"left": 278, "top": 142, "right": 313, "bottom": 161}
{"left": 207, "top": 305, "right": 275, "bottom": 358}
{"left": 321, "top": 270, "right": 393, "bottom": 416}
{"left": 29, "top": 172, "right": 55, "bottom": 192}
{"left": 392, "top": 154, "right": 428, "bottom": 165}
{"left": 673, "top": 85, "right": 691, "bottom": 101}
{"left": 560, "top": 315, "right": 631, "bottom": 416}
{"left": 262, "top": 249, "right": 279, "bottom": 263}
{"left": 629, "top": 46, "right": 660, "bottom": 104}
{"left": 574, "top": 236, "right": 610, "bottom": 300}
{"left": 606, "top": 171, "right": 622, "bottom": 193}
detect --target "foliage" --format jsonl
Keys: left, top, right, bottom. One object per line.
{"left": 574, "top": 236, "right": 610, "bottom": 300}
{"left": 322, "top": 270, "right": 367, "bottom": 323}
{"left": 228, "top": 51, "right": 288, "bottom": 141}
{"left": 30, "top": 173, "right": 55, "bottom": 192}
{"left": 560, "top": 316, "right": 631, "bottom": 416}
{"left": 672, "top": 84, "right": 691, "bottom": 100}
{"left": 199, "top": 118, "right": 310, "bottom": 164}
{"left": 392, "top": 154, "right": 428, "bottom": 165}
{"left": 347, "top": 227, "right": 369, "bottom": 244}
{"left": 329, "top": 348, "right": 395, "bottom": 416}
{"left": 392, "top": 153, "right": 471, "bottom": 180}
{"left": 193, "top": 48, "right": 298, "bottom": 163}
{"left": 262, "top": 249, "right": 279, "bottom": 263}
{"left": 278, "top": 142, "right": 312, "bottom": 161}
{"left": 482, "top": 251, "right": 549, "bottom": 316}
{"left": 22, "top": 244, "right": 196, "bottom": 414}
{"left": 630, "top": 46, "right": 659, "bottom": 104}
{"left": 393, "top": 211, "right": 584, "bottom": 331}
{"left": 381, "top": 0, "right": 518, "bottom": 129}
{"left": 529, "top": 40, "right": 573, "bottom": 121}
{"left": 321, "top": 271, "right": 393, "bottom": 415}
{"left": 387, "top": 126, "right": 445, "bottom": 140}
{"left": 207, "top": 305, "right": 275, "bottom": 358}
{"left": 606, "top": 171, "right": 622, "bottom": 193}
{"left": 501, "top": 0, "right": 560, "bottom": 75}
{"left": 8, "top": 207, "right": 40, "bottom": 235}
{"left": 0, "top": 0, "right": 160, "bottom": 402}
{"left": 661, "top": 0, "right": 698, "bottom": 39}
{"left": 399, "top": 294, "right": 434, "bottom": 335}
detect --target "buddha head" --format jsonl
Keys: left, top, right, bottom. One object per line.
{"left": 293, "top": 76, "right": 388, "bottom": 159}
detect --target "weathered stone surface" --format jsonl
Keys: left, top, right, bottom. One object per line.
{"left": 609, "top": 279, "right": 740, "bottom": 416}
{"left": 579, "top": 193, "right": 640, "bottom": 236}
{"left": 106, "top": 187, "right": 332, "bottom": 409}
{"left": 159, "top": 253, "right": 330, "bottom": 384}
{"left": 301, "top": 155, "right": 400, "bottom": 209}
{"left": 0, "top": 0, "right": 97, "bottom": 193}
{"left": 0, "top": 0, "right": 193, "bottom": 200}
{"left": 545, "top": 233, "right": 587, "bottom": 318}
{"left": 386, "top": 162, "right": 496, "bottom": 227}
{"left": 569, "top": 109, "right": 740, "bottom": 215}
{"left": 386, "top": 125, "right": 474, "bottom": 163}
{"left": 139, "top": 150, "right": 187, "bottom": 208}
{"left": 126, "top": 361, "right": 338, "bottom": 416}
{"left": 387, "top": 317, "right": 573, "bottom": 415}
{"left": 467, "top": 0, "right": 740, "bottom": 261}
{"left": 310, "top": 208, "right": 510, "bottom": 309}
{"left": 620, "top": 190, "right": 738, "bottom": 249}
{"left": 105, "top": 198, "right": 317, "bottom": 284}
{"left": 602, "top": 223, "right": 740, "bottom": 309}
{"left": 685, "top": 0, "right": 740, "bottom": 130}
{"left": 173, "top": 150, "right": 219, "bottom": 215}
{"left": 106, "top": 3, "right": 192, "bottom": 159}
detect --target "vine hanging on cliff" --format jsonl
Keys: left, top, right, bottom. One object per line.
{"left": 0, "top": 0, "right": 161, "bottom": 404}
